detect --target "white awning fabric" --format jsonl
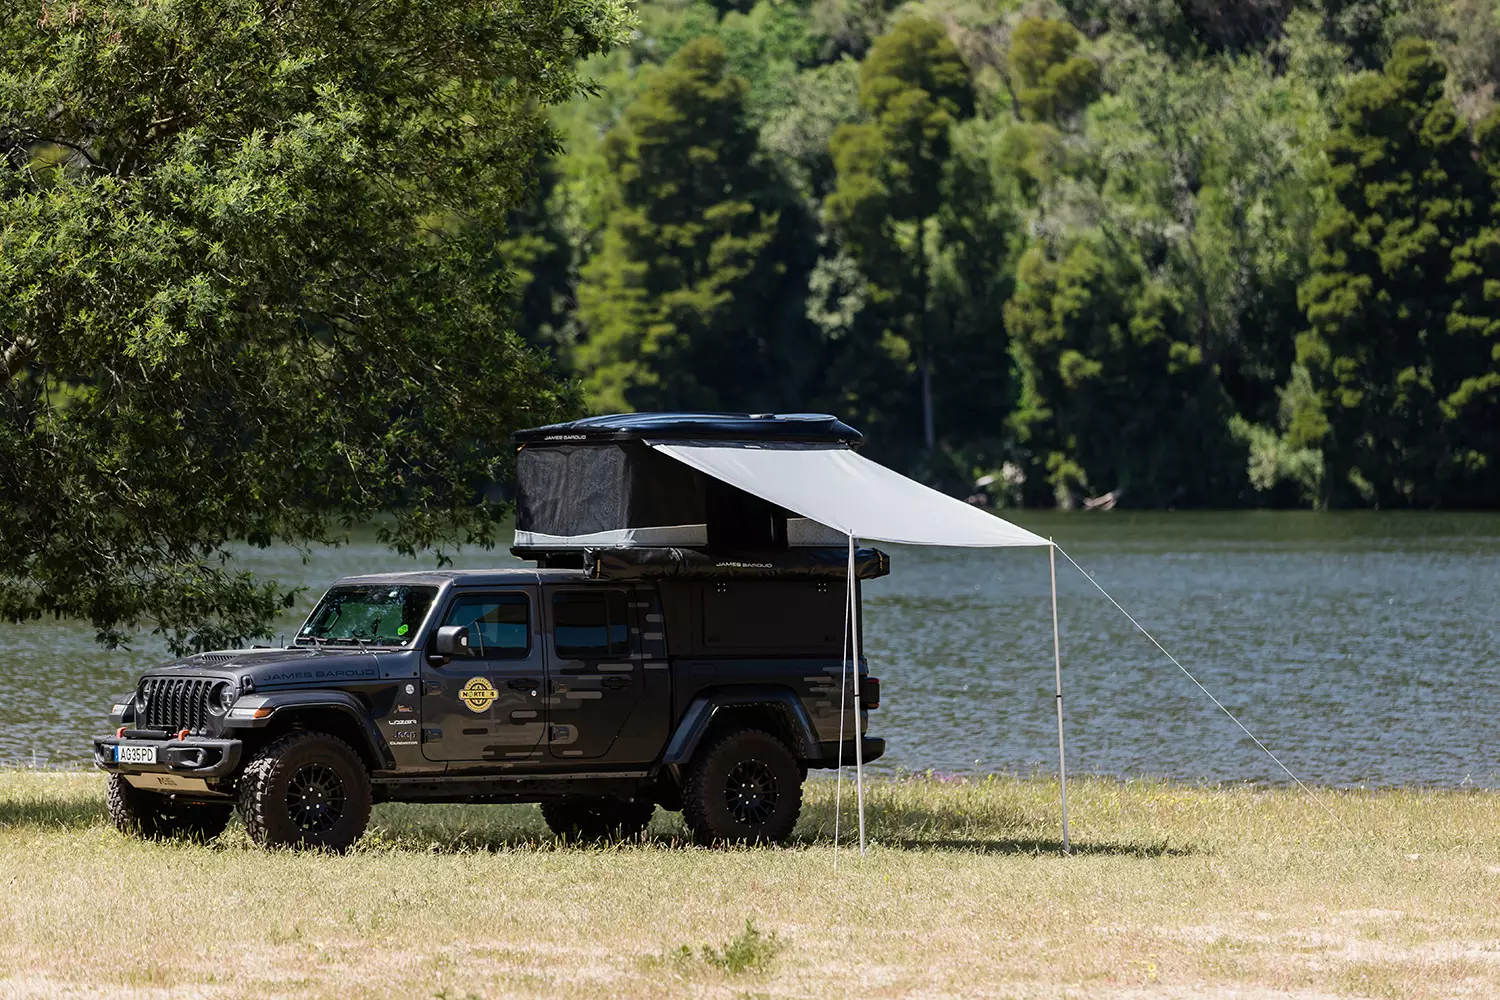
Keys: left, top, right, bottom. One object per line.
{"left": 647, "top": 441, "right": 1050, "bottom": 549}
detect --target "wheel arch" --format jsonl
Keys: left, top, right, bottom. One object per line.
{"left": 237, "top": 694, "right": 392, "bottom": 772}
{"left": 662, "top": 686, "right": 822, "bottom": 767}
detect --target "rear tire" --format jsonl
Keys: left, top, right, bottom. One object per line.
{"left": 238, "top": 732, "right": 372, "bottom": 852}
{"left": 681, "top": 729, "right": 802, "bottom": 846}
{"left": 541, "top": 796, "right": 655, "bottom": 842}
{"left": 106, "top": 774, "right": 233, "bottom": 842}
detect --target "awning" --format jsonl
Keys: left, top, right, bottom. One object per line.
{"left": 646, "top": 442, "right": 1050, "bottom": 548}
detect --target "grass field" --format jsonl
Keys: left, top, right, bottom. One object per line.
{"left": 2, "top": 770, "right": 1498, "bottom": 999}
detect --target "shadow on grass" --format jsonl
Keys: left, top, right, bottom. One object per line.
{"left": 869, "top": 836, "right": 1192, "bottom": 857}
{"left": 357, "top": 822, "right": 1189, "bottom": 857}
{"left": 0, "top": 795, "right": 104, "bottom": 831}
{"left": 361, "top": 801, "right": 1194, "bottom": 858}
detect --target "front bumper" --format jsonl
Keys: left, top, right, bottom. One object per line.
{"left": 92, "top": 732, "right": 243, "bottom": 779}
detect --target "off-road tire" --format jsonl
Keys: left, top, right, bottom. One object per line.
{"left": 237, "top": 732, "right": 372, "bottom": 852}
{"left": 681, "top": 729, "right": 803, "bottom": 846}
{"left": 541, "top": 796, "right": 656, "bottom": 842}
{"left": 106, "top": 773, "right": 234, "bottom": 842}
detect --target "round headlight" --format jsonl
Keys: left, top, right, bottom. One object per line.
{"left": 214, "top": 682, "right": 237, "bottom": 712}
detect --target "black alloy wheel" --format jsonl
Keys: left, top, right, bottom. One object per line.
{"left": 681, "top": 729, "right": 803, "bottom": 846}
{"left": 238, "top": 731, "right": 372, "bottom": 852}
{"left": 724, "top": 758, "right": 779, "bottom": 825}
{"left": 285, "top": 762, "right": 348, "bottom": 834}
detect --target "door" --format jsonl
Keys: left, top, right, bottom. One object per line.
{"left": 421, "top": 588, "right": 546, "bottom": 762}
{"left": 544, "top": 587, "right": 648, "bottom": 760}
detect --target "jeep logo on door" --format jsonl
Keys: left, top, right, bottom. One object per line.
{"left": 459, "top": 677, "right": 498, "bottom": 712}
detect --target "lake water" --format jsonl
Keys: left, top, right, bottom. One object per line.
{"left": 3, "top": 512, "right": 1497, "bottom": 786}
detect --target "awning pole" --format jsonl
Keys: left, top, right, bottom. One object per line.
{"left": 833, "top": 541, "right": 852, "bottom": 869}
{"left": 1050, "top": 540, "right": 1070, "bottom": 854}
{"left": 849, "top": 533, "right": 867, "bottom": 856}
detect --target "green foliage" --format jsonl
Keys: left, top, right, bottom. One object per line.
{"left": 1229, "top": 367, "right": 1329, "bottom": 505}
{"left": 512, "top": 0, "right": 1500, "bottom": 508}
{"left": 0, "top": 0, "right": 628, "bottom": 648}
{"left": 1004, "top": 239, "right": 1245, "bottom": 505}
{"left": 14, "top": 0, "right": 1492, "bottom": 587}
{"left": 699, "top": 919, "right": 783, "bottom": 974}
{"left": 1297, "top": 38, "right": 1500, "bottom": 505}
{"left": 575, "top": 37, "right": 806, "bottom": 413}
{"left": 819, "top": 18, "right": 984, "bottom": 459}
{"left": 645, "top": 918, "right": 784, "bottom": 976}
{"left": 1007, "top": 17, "right": 1100, "bottom": 122}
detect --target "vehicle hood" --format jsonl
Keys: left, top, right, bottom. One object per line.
{"left": 142, "top": 646, "right": 417, "bottom": 688}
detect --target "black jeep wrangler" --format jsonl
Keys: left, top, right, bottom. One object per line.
{"left": 94, "top": 413, "right": 886, "bottom": 850}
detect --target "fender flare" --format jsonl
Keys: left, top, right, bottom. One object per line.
{"left": 228, "top": 690, "right": 394, "bottom": 770}
{"left": 661, "top": 686, "right": 823, "bottom": 765}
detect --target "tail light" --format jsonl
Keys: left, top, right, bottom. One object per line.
{"left": 862, "top": 676, "right": 880, "bottom": 710}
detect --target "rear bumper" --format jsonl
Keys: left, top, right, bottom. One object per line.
{"left": 809, "top": 736, "right": 885, "bottom": 768}
{"left": 92, "top": 734, "right": 243, "bottom": 779}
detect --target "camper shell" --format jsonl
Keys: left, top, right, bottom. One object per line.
{"left": 93, "top": 413, "right": 885, "bottom": 851}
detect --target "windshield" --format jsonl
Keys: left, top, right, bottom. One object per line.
{"left": 297, "top": 585, "right": 438, "bottom": 646}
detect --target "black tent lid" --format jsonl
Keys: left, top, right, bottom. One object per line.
{"left": 513, "top": 412, "right": 863, "bottom": 446}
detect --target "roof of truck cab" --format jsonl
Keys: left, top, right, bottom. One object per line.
{"left": 512, "top": 412, "right": 862, "bottom": 445}
{"left": 331, "top": 568, "right": 590, "bottom": 588}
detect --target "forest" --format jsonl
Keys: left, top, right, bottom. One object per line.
{"left": 503, "top": 0, "right": 1500, "bottom": 509}
{"left": 3, "top": 0, "right": 1499, "bottom": 645}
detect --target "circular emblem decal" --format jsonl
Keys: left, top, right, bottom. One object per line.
{"left": 459, "top": 677, "right": 498, "bottom": 713}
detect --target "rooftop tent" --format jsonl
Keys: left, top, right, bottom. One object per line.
{"left": 512, "top": 413, "right": 863, "bottom": 556}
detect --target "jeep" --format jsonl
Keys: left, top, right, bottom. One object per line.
{"left": 95, "top": 565, "right": 884, "bottom": 849}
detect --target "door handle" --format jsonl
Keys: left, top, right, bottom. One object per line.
{"left": 507, "top": 679, "right": 538, "bottom": 691}
{"left": 601, "top": 676, "right": 631, "bottom": 690}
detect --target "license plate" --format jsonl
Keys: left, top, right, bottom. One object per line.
{"left": 115, "top": 744, "right": 157, "bottom": 765}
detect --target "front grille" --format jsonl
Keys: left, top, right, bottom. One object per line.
{"left": 139, "top": 677, "right": 216, "bottom": 734}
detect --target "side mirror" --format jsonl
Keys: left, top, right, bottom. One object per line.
{"left": 431, "top": 625, "right": 470, "bottom": 663}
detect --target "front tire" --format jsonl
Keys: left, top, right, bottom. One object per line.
{"left": 238, "top": 732, "right": 372, "bottom": 852}
{"left": 681, "top": 729, "right": 803, "bottom": 845}
{"left": 542, "top": 796, "right": 656, "bottom": 842}
{"left": 106, "top": 774, "right": 233, "bottom": 842}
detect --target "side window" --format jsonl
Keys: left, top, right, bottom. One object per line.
{"left": 443, "top": 593, "right": 530, "bottom": 658}
{"left": 553, "top": 591, "right": 629, "bottom": 658}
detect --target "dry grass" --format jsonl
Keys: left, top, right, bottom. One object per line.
{"left": 2, "top": 770, "right": 1498, "bottom": 999}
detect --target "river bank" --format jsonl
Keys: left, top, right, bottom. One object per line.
{"left": 2, "top": 770, "right": 1496, "bottom": 998}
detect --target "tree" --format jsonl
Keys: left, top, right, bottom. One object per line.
{"left": 0, "top": 0, "right": 628, "bottom": 649}
{"left": 1004, "top": 238, "right": 1245, "bottom": 507}
{"left": 824, "top": 17, "right": 975, "bottom": 452}
{"left": 574, "top": 37, "right": 809, "bottom": 413}
{"left": 1006, "top": 17, "right": 1099, "bottom": 123}
{"left": 1296, "top": 38, "right": 1500, "bottom": 506}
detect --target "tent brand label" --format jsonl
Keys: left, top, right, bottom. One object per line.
{"left": 459, "top": 677, "right": 498, "bottom": 713}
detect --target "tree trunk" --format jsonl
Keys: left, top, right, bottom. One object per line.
{"left": 916, "top": 216, "right": 935, "bottom": 451}
{"left": 921, "top": 360, "right": 934, "bottom": 451}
